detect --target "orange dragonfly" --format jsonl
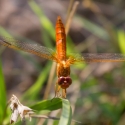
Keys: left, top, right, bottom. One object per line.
{"left": 0, "top": 16, "right": 125, "bottom": 98}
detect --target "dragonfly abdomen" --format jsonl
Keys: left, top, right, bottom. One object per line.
{"left": 56, "top": 16, "right": 66, "bottom": 61}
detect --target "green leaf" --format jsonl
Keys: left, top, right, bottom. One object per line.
{"left": 0, "top": 60, "right": 6, "bottom": 124}
{"left": 0, "top": 27, "right": 13, "bottom": 37}
{"left": 22, "top": 61, "right": 52, "bottom": 100}
{"left": 28, "top": 0, "right": 55, "bottom": 47}
{"left": 117, "top": 29, "right": 125, "bottom": 53}
{"left": 31, "top": 98, "right": 62, "bottom": 112}
{"left": 59, "top": 99, "right": 72, "bottom": 125}
{"left": 75, "top": 16, "right": 110, "bottom": 41}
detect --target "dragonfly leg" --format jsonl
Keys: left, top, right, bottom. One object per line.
{"left": 54, "top": 82, "right": 61, "bottom": 98}
{"left": 51, "top": 84, "right": 61, "bottom": 101}
{"left": 62, "top": 89, "right": 66, "bottom": 98}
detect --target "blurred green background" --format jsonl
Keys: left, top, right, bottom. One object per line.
{"left": 0, "top": 0, "right": 125, "bottom": 125}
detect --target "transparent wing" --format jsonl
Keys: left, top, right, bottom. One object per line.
{"left": 67, "top": 53, "right": 125, "bottom": 64}
{"left": 0, "top": 36, "right": 57, "bottom": 62}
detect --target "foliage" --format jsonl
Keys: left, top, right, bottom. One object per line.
{"left": 0, "top": 0, "right": 125, "bottom": 125}
{"left": 0, "top": 60, "right": 6, "bottom": 124}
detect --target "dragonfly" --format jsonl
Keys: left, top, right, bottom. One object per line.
{"left": 0, "top": 16, "right": 125, "bottom": 98}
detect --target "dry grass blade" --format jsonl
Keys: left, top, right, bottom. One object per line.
{"left": 43, "top": 62, "right": 56, "bottom": 99}
{"left": 65, "top": 1, "right": 79, "bottom": 35}
{"left": 31, "top": 115, "right": 82, "bottom": 124}
{"left": 66, "top": 0, "right": 74, "bottom": 23}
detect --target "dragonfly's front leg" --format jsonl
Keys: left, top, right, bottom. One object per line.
{"left": 62, "top": 89, "right": 66, "bottom": 98}
{"left": 54, "top": 82, "right": 61, "bottom": 98}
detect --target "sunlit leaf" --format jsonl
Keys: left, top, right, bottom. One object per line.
{"left": 0, "top": 60, "right": 6, "bottom": 124}
{"left": 59, "top": 99, "right": 72, "bottom": 125}
{"left": 117, "top": 29, "right": 125, "bottom": 53}
{"left": 31, "top": 98, "right": 62, "bottom": 111}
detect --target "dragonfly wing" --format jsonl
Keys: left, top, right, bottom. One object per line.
{"left": 0, "top": 36, "right": 57, "bottom": 62}
{"left": 82, "top": 53, "right": 125, "bottom": 62}
{"left": 67, "top": 53, "right": 125, "bottom": 63}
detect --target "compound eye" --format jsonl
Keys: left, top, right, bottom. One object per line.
{"left": 66, "top": 77, "right": 72, "bottom": 85}
{"left": 58, "top": 77, "right": 65, "bottom": 85}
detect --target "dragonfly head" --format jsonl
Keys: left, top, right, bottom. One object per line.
{"left": 58, "top": 76, "right": 72, "bottom": 89}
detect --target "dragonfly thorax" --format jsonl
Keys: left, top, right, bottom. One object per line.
{"left": 57, "top": 61, "right": 70, "bottom": 77}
